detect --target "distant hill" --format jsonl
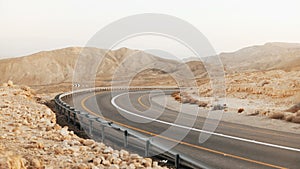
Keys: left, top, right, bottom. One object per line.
{"left": 0, "top": 47, "right": 192, "bottom": 86}
{"left": 0, "top": 42, "right": 299, "bottom": 88}
{"left": 220, "top": 42, "right": 300, "bottom": 73}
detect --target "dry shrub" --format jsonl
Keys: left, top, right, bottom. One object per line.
{"left": 198, "top": 101, "right": 208, "bottom": 107}
{"left": 284, "top": 115, "right": 294, "bottom": 122}
{"left": 20, "top": 85, "right": 31, "bottom": 92}
{"left": 181, "top": 98, "right": 190, "bottom": 104}
{"left": 237, "top": 108, "right": 244, "bottom": 113}
{"left": 286, "top": 103, "right": 300, "bottom": 113}
{"left": 292, "top": 116, "right": 300, "bottom": 123}
{"left": 174, "top": 95, "right": 181, "bottom": 101}
{"left": 247, "top": 111, "right": 259, "bottom": 116}
{"left": 181, "top": 92, "right": 188, "bottom": 97}
{"left": 171, "top": 91, "right": 179, "bottom": 97}
{"left": 260, "top": 110, "right": 268, "bottom": 116}
{"left": 189, "top": 98, "right": 198, "bottom": 104}
{"left": 269, "top": 112, "right": 285, "bottom": 119}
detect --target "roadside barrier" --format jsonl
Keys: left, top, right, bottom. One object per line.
{"left": 54, "top": 87, "right": 212, "bottom": 169}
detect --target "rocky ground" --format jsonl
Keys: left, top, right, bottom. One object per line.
{"left": 0, "top": 82, "right": 168, "bottom": 169}
{"left": 172, "top": 70, "right": 300, "bottom": 124}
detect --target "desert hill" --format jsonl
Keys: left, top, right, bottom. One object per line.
{"left": 220, "top": 42, "right": 300, "bottom": 73}
{"left": 0, "top": 47, "right": 188, "bottom": 87}
{"left": 0, "top": 42, "right": 300, "bottom": 92}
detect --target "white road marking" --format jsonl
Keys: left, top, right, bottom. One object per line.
{"left": 111, "top": 91, "right": 300, "bottom": 153}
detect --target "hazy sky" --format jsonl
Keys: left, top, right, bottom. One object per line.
{"left": 1, "top": 0, "right": 300, "bottom": 59}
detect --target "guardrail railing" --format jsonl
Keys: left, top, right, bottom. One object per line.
{"left": 54, "top": 87, "right": 212, "bottom": 169}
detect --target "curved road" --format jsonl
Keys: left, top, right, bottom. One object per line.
{"left": 72, "top": 90, "right": 300, "bottom": 169}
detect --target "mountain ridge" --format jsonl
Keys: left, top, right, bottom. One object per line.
{"left": 0, "top": 42, "right": 299, "bottom": 88}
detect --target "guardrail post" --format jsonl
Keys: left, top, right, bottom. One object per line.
{"left": 89, "top": 119, "right": 93, "bottom": 136}
{"left": 79, "top": 115, "right": 83, "bottom": 131}
{"left": 58, "top": 105, "right": 61, "bottom": 113}
{"left": 124, "top": 130, "right": 128, "bottom": 148}
{"left": 61, "top": 106, "right": 63, "bottom": 114}
{"left": 60, "top": 105, "right": 63, "bottom": 115}
{"left": 175, "top": 154, "right": 180, "bottom": 169}
{"left": 55, "top": 103, "right": 58, "bottom": 112}
{"left": 73, "top": 111, "right": 78, "bottom": 125}
{"left": 67, "top": 110, "right": 70, "bottom": 123}
{"left": 145, "top": 139, "right": 150, "bottom": 157}
{"left": 62, "top": 103, "right": 66, "bottom": 115}
{"left": 101, "top": 124, "right": 105, "bottom": 142}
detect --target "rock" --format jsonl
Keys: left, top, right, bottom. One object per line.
{"left": 102, "top": 160, "right": 110, "bottom": 166}
{"left": 109, "top": 164, "right": 120, "bottom": 169}
{"left": 134, "top": 162, "right": 142, "bottom": 168}
{"left": 128, "top": 163, "right": 136, "bottom": 169}
{"left": 60, "top": 126, "right": 69, "bottom": 136}
{"left": 119, "top": 162, "right": 127, "bottom": 169}
{"left": 77, "top": 163, "right": 88, "bottom": 169}
{"left": 153, "top": 161, "right": 159, "bottom": 167}
{"left": 93, "top": 158, "right": 102, "bottom": 166}
{"left": 45, "top": 109, "right": 52, "bottom": 116}
{"left": 53, "top": 124, "right": 61, "bottom": 131}
{"left": 120, "top": 150, "right": 129, "bottom": 156}
{"left": 83, "top": 139, "right": 95, "bottom": 146}
{"left": 7, "top": 80, "right": 14, "bottom": 87}
{"left": 143, "top": 158, "right": 152, "bottom": 167}
{"left": 103, "top": 147, "right": 113, "bottom": 154}
{"left": 129, "top": 154, "right": 140, "bottom": 159}
{"left": 31, "top": 158, "right": 42, "bottom": 168}
{"left": 91, "top": 166, "right": 100, "bottom": 169}
{"left": 54, "top": 147, "right": 63, "bottom": 154}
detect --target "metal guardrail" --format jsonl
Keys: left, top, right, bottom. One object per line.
{"left": 54, "top": 87, "right": 212, "bottom": 169}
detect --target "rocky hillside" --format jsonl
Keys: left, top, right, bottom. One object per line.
{"left": 0, "top": 82, "right": 167, "bottom": 169}
{"left": 1, "top": 42, "right": 300, "bottom": 90}
{"left": 0, "top": 47, "right": 185, "bottom": 86}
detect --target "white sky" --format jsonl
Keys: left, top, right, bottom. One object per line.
{"left": 0, "top": 0, "right": 300, "bottom": 59}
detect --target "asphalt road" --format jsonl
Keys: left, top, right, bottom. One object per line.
{"left": 72, "top": 90, "right": 300, "bottom": 169}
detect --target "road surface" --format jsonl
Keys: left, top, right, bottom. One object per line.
{"left": 71, "top": 90, "right": 300, "bottom": 169}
